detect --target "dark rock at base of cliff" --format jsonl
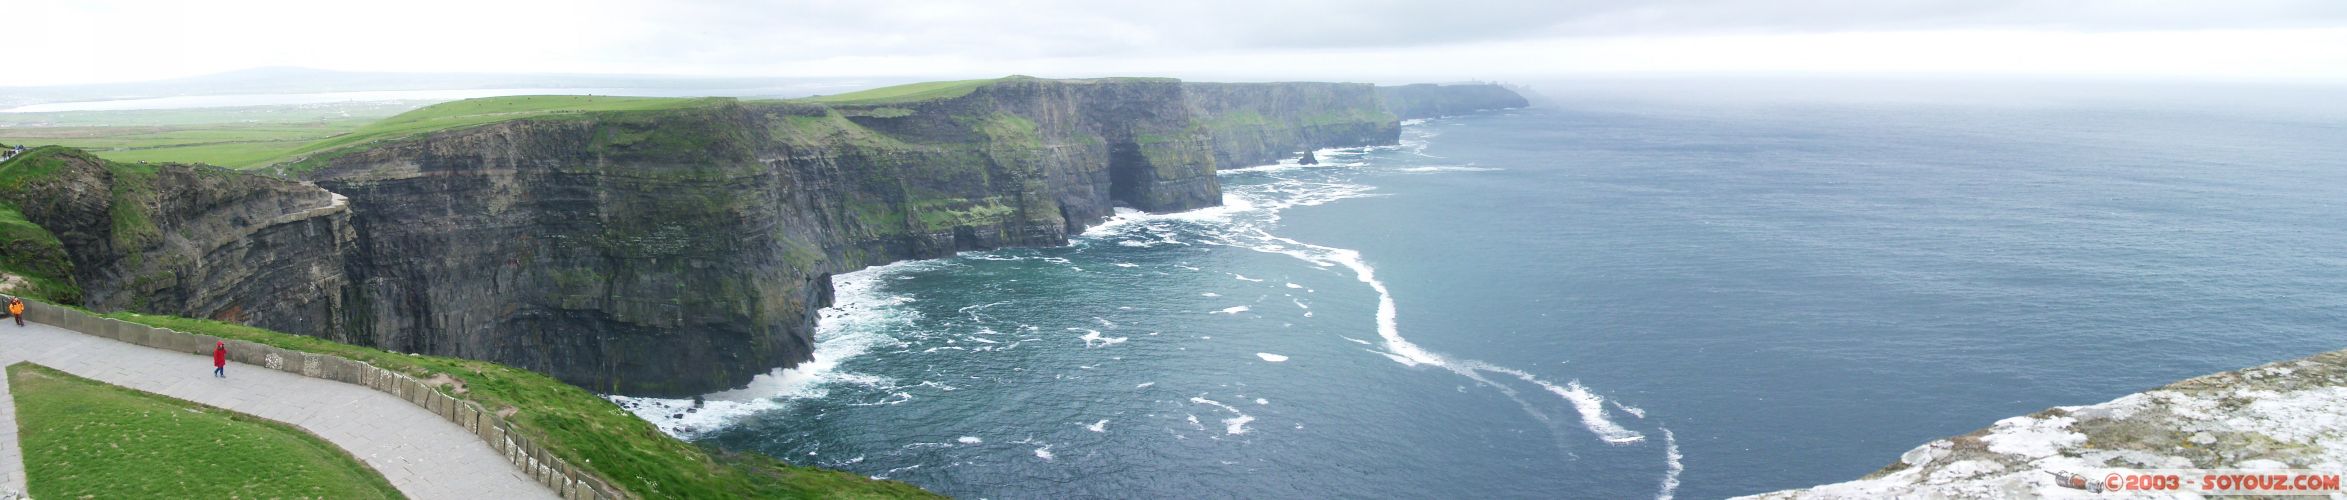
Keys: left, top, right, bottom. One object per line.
{"left": 1299, "top": 150, "right": 1319, "bottom": 165}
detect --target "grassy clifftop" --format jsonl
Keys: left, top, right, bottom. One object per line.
{"left": 275, "top": 95, "right": 730, "bottom": 172}
{"left": 0, "top": 146, "right": 89, "bottom": 303}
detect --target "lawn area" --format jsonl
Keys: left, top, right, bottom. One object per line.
{"left": 0, "top": 102, "right": 420, "bottom": 169}
{"left": 796, "top": 78, "right": 1003, "bottom": 105}
{"left": 0, "top": 121, "right": 374, "bottom": 169}
{"left": 272, "top": 95, "right": 729, "bottom": 170}
{"left": 0, "top": 96, "right": 729, "bottom": 171}
{"left": 8, "top": 362, "right": 404, "bottom": 499}
{"left": 106, "top": 312, "right": 939, "bottom": 499}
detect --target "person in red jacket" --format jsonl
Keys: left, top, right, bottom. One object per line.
{"left": 212, "top": 341, "right": 228, "bottom": 378}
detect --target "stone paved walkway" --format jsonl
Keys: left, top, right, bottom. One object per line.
{"left": 0, "top": 319, "right": 555, "bottom": 499}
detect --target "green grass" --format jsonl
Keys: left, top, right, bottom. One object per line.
{"left": 9, "top": 362, "right": 404, "bottom": 499}
{"left": 0, "top": 146, "right": 85, "bottom": 303}
{"left": 274, "top": 95, "right": 731, "bottom": 171}
{"left": 0, "top": 204, "right": 78, "bottom": 303}
{"left": 0, "top": 102, "right": 419, "bottom": 169}
{"left": 797, "top": 78, "right": 1004, "bottom": 105}
{"left": 0, "top": 122, "right": 371, "bottom": 169}
{"left": 105, "top": 313, "right": 939, "bottom": 499}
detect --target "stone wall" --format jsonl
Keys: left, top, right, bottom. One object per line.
{"left": 18, "top": 300, "right": 625, "bottom": 500}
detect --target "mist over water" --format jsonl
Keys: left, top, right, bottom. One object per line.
{"left": 616, "top": 80, "right": 2347, "bottom": 498}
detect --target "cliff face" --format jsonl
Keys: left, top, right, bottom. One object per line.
{"left": 1746, "top": 349, "right": 2347, "bottom": 499}
{"left": 305, "top": 78, "right": 1407, "bottom": 395}
{"left": 0, "top": 148, "right": 356, "bottom": 338}
{"left": 1376, "top": 83, "right": 1532, "bottom": 119}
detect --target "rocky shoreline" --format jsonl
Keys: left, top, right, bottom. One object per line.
{"left": 1745, "top": 348, "right": 2347, "bottom": 498}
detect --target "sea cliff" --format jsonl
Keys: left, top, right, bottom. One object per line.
{"left": 0, "top": 78, "right": 1523, "bottom": 396}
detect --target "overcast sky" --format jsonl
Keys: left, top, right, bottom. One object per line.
{"left": 9, "top": 0, "right": 2347, "bottom": 86}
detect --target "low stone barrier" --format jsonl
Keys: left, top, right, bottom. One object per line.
{"left": 20, "top": 301, "right": 627, "bottom": 500}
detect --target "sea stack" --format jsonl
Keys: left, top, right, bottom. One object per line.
{"left": 1300, "top": 150, "right": 1319, "bottom": 165}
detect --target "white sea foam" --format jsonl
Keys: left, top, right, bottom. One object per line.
{"left": 1395, "top": 165, "right": 1501, "bottom": 174}
{"left": 1213, "top": 306, "right": 1250, "bottom": 314}
{"left": 1201, "top": 292, "right": 1221, "bottom": 297}
{"left": 1190, "top": 397, "right": 1256, "bottom": 435}
{"left": 1255, "top": 398, "right": 1269, "bottom": 405}
{"left": 1034, "top": 445, "right": 1055, "bottom": 461}
{"left": 958, "top": 436, "right": 983, "bottom": 445}
{"left": 1658, "top": 427, "right": 1683, "bottom": 500}
{"left": 1076, "top": 329, "right": 1128, "bottom": 347}
{"left": 1233, "top": 274, "right": 1265, "bottom": 282}
{"left": 1136, "top": 382, "right": 1155, "bottom": 389}
{"left": 1285, "top": 282, "right": 1303, "bottom": 289}
{"left": 1219, "top": 219, "right": 1648, "bottom": 444}
{"left": 1256, "top": 353, "right": 1289, "bottom": 362}
{"left": 1084, "top": 419, "right": 1110, "bottom": 432}
{"left": 608, "top": 261, "right": 927, "bottom": 438}
{"left": 1617, "top": 402, "right": 1648, "bottom": 419}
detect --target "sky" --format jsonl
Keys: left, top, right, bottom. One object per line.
{"left": 7, "top": 0, "right": 2347, "bottom": 86}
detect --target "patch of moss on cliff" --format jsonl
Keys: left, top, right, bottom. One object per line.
{"left": 0, "top": 205, "right": 79, "bottom": 302}
{"left": 763, "top": 107, "right": 916, "bottom": 152}
{"left": 911, "top": 197, "right": 1018, "bottom": 230}
{"left": 104, "top": 161, "right": 163, "bottom": 249}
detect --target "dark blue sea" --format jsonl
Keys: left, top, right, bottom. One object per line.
{"left": 615, "top": 80, "right": 2347, "bottom": 499}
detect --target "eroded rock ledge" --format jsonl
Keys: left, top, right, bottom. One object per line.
{"left": 1745, "top": 349, "right": 2347, "bottom": 499}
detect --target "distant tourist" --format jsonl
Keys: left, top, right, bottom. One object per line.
{"left": 213, "top": 341, "right": 229, "bottom": 378}
{"left": 7, "top": 297, "right": 21, "bottom": 327}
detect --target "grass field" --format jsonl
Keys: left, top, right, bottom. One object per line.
{"left": 0, "top": 79, "right": 1028, "bottom": 169}
{"left": 0, "top": 121, "right": 375, "bottom": 169}
{"left": 0, "top": 96, "right": 729, "bottom": 170}
{"left": 9, "top": 362, "right": 405, "bottom": 499}
{"left": 271, "top": 95, "right": 728, "bottom": 170}
{"left": 797, "top": 78, "right": 1003, "bottom": 105}
{"left": 108, "top": 312, "right": 939, "bottom": 499}
{"left": 0, "top": 103, "right": 422, "bottom": 169}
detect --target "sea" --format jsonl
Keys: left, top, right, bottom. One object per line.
{"left": 611, "top": 79, "right": 2347, "bottom": 499}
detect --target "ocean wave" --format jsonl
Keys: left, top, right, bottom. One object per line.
{"left": 609, "top": 260, "right": 931, "bottom": 438}
{"left": 1190, "top": 396, "right": 1256, "bottom": 435}
{"left": 1659, "top": 427, "right": 1683, "bottom": 500}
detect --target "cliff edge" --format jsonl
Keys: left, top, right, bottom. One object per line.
{"left": 0, "top": 79, "right": 1527, "bottom": 398}
{"left": 1377, "top": 83, "right": 1531, "bottom": 119}
{"left": 1745, "top": 348, "right": 2347, "bottom": 499}
{"left": 298, "top": 77, "right": 1423, "bottom": 396}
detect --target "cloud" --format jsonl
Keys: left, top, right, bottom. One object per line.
{"left": 5, "top": 0, "right": 2345, "bottom": 86}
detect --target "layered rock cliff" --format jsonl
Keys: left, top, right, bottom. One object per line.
{"left": 0, "top": 79, "right": 1525, "bottom": 397}
{"left": 1377, "top": 83, "right": 1532, "bottom": 119}
{"left": 0, "top": 148, "right": 356, "bottom": 338}
{"left": 304, "top": 78, "right": 1419, "bottom": 395}
{"left": 1746, "top": 348, "right": 2347, "bottom": 499}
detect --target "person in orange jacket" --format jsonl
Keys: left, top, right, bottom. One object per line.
{"left": 212, "top": 341, "right": 228, "bottom": 378}
{"left": 8, "top": 297, "right": 22, "bottom": 327}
